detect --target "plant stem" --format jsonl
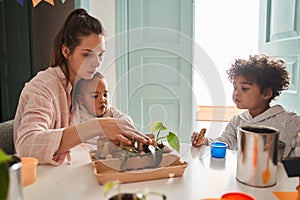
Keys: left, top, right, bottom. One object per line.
{"left": 156, "top": 127, "right": 162, "bottom": 141}
{"left": 156, "top": 136, "right": 166, "bottom": 143}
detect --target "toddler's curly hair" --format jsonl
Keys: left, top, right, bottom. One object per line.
{"left": 227, "top": 54, "right": 290, "bottom": 101}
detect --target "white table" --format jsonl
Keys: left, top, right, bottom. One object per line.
{"left": 23, "top": 143, "right": 299, "bottom": 200}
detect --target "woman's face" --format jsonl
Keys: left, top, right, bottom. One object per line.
{"left": 63, "top": 33, "right": 106, "bottom": 85}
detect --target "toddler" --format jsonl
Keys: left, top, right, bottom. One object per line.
{"left": 75, "top": 72, "right": 133, "bottom": 157}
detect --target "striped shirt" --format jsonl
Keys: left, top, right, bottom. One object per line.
{"left": 14, "top": 67, "right": 77, "bottom": 165}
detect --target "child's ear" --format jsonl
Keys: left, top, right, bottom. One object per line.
{"left": 77, "top": 95, "right": 84, "bottom": 104}
{"left": 263, "top": 88, "right": 273, "bottom": 100}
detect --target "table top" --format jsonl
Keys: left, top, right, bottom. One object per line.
{"left": 23, "top": 143, "right": 299, "bottom": 200}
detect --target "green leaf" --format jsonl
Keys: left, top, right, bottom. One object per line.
{"left": 0, "top": 149, "right": 11, "bottom": 163}
{"left": 0, "top": 163, "right": 9, "bottom": 200}
{"left": 166, "top": 132, "right": 180, "bottom": 153}
{"left": 151, "top": 121, "right": 167, "bottom": 133}
{"left": 0, "top": 149, "right": 11, "bottom": 200}
{"left": 103, "top": 181, "right": 117, "bottom": 196}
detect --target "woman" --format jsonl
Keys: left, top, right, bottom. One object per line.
{"left": 14, "top": 8, "right": 151, "bottom": 165}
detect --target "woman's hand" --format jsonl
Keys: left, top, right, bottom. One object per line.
{"left": 191, "top": 128, "right": 206, "bottom": 147}
{"left": 52, "top": 150, "right": 71, "bottom": 165}
{"left": 57, "top": 118, "right": 152, "bottom": 161}
{"left": 99, "top": 118, "right": 152, "bottom": 145}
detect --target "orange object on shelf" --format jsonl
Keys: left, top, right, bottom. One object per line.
{"left": 21, "top": 157, "right": 38, "bottom": 186}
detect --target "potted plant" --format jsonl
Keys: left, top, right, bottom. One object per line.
{"left": 103, "top": 181, "right": 167, "bottom": 200}
{"left": 120, "top": 121, "right": 180, "bottom": 169}
{"left": 0, "top": 149, "right": 12, "bottom": 200}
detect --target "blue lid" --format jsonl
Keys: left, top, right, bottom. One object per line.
{"left": 211, "top": 142, "right": 227, "bottom": 148}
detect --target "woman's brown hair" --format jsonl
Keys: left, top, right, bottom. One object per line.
{"left": 50, "top": 8, "right": 105, "bottom": 83}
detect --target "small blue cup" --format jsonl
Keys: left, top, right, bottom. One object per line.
{"left": 211, "top": 142, "right": 227, "bottom": 158}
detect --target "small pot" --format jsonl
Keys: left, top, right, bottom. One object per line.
{"left": 21, "top": 157, "right": 38, "bottom": 186}
{"left": 210, "top": 142, "right": 227, "bottom": 158}
{"left": 109, "top": 193, "right": 143, "bottom": 200}
{"left": 108, "top": 192, "right": 166, "bottom": 200}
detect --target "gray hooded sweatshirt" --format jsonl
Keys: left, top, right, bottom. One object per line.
{"left": 206, "top": 105, "right": 300, "bottom": 150}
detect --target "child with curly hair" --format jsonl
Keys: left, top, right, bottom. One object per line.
{"left": 191, "top": 54, "right": 300, "bottom": 151}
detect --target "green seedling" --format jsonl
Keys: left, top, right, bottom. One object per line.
{"left": 152, "top": 121, "right": 180, "bottom": 153}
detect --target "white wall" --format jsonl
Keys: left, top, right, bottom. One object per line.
{"left": 89, "top": 0, "right": 117, "bottom": 105}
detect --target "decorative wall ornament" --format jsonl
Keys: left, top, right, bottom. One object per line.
{"left": 15, "top": 0, "right": 67, "bottom": 7}
{"left": 32, "top": 0, "right": 54, "bottom": 7}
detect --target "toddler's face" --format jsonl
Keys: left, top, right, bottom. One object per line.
{"left": 80, "top": 78, "right": 109, "bottom": 117}
{"left": 232, "top": 75, "right": 270, "bottom": 116}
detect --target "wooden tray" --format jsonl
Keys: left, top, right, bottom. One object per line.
{"left": 90, "top": 152, "right": 188, "bottom": 185}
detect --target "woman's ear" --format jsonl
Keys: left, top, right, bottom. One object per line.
{"left": 62, "top": 44, "right": 70, "bottom": 59}
{"left": 263, "top": 88, "right": 273, "bottom": 100}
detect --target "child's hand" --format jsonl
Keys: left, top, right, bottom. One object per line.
{"left": 191, "top": 128, "right": 206, "bottom": 147}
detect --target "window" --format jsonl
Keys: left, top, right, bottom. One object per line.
{"left": 193, "top": 0, "right": 259, "bottom": 106}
